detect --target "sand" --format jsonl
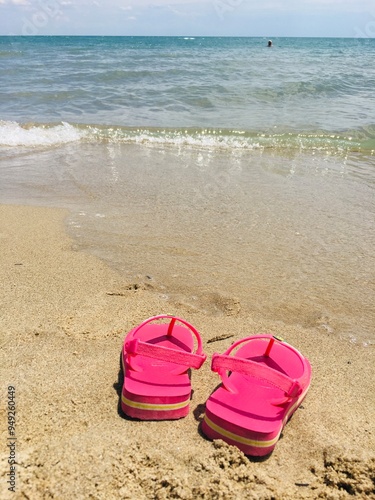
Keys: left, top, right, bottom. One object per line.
{"left": 0, "top": 204, "right": 374, "bottom": 499}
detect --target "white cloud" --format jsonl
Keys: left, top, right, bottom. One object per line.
{"left": 304, "top": 0, "right": 375, "bottom": 10}
{"left": 10, "top": 0, "right": 31, "bottom": 5}
{"left": 1, "top": 0, "right": 374, "bottom": 36}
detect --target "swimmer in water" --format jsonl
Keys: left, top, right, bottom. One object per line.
{"left": 267, "top": 40, "right": 273, "bottom": 47}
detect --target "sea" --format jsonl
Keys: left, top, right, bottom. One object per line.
{"left": 1, "top": 36, "right": 374, "bottom": 345}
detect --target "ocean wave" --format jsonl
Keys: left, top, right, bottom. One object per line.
{"left": 0, "top": 121, "right": 86, "bottom": 147}
{"left": 1, "top": 120, "right": 375, "bottom": 153}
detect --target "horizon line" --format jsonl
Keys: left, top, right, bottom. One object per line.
{"left": 1, "top": 34, "right": 374, "bottom": 39}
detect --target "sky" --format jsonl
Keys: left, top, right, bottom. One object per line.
{"left": 1, "top": 0, "right": 375, "bottom": 37}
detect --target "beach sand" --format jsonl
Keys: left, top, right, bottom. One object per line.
{"left": 1, "top": 204, "right": 374, "bottom": 499}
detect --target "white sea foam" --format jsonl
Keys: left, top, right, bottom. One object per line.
{"left": 86, "top": 126, "right": 364, "bottom": 154}
{"left": 0, "top": 120, "right": 368, "bottom": 154}
{"left": 0, "top": 121, "right": 86, "bottom": 147}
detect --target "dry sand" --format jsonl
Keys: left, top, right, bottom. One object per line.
{"left": 1, "top": 204, "right": 374, "bottom": 499}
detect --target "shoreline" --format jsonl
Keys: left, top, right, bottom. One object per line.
{"left": 1, "top": 203, "right": 374, "bottom": 499}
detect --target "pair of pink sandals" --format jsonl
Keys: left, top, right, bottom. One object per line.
{"left": 121, "top": 315, "right": 312, "bottom": 457}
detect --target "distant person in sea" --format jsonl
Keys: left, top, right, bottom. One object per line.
{"left": 267, "top": 40, "right": 273, "bottom": 47}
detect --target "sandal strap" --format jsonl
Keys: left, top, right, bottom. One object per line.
{"left": 211, "top": 353, "right": 302, "bottom": 396}
{"left": 125, "top": 338, "right": 207, "bottom": 369}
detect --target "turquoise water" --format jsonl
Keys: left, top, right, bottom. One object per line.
{"left": 0, "top": 37, "right": 374, "bottom": 345}
{"left": 1, "top": 36, "right": 375, "bottom": 146}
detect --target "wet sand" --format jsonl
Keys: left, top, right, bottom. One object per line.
{"left": 0, "top": 204, "right": 374, "bottom": 499}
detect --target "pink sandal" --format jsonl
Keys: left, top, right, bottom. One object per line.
{"left": 201, "top": 335, "right": 311, "bottom": 456}
{"left": 121, "top": 315, "right": 206, "bottom": 420}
